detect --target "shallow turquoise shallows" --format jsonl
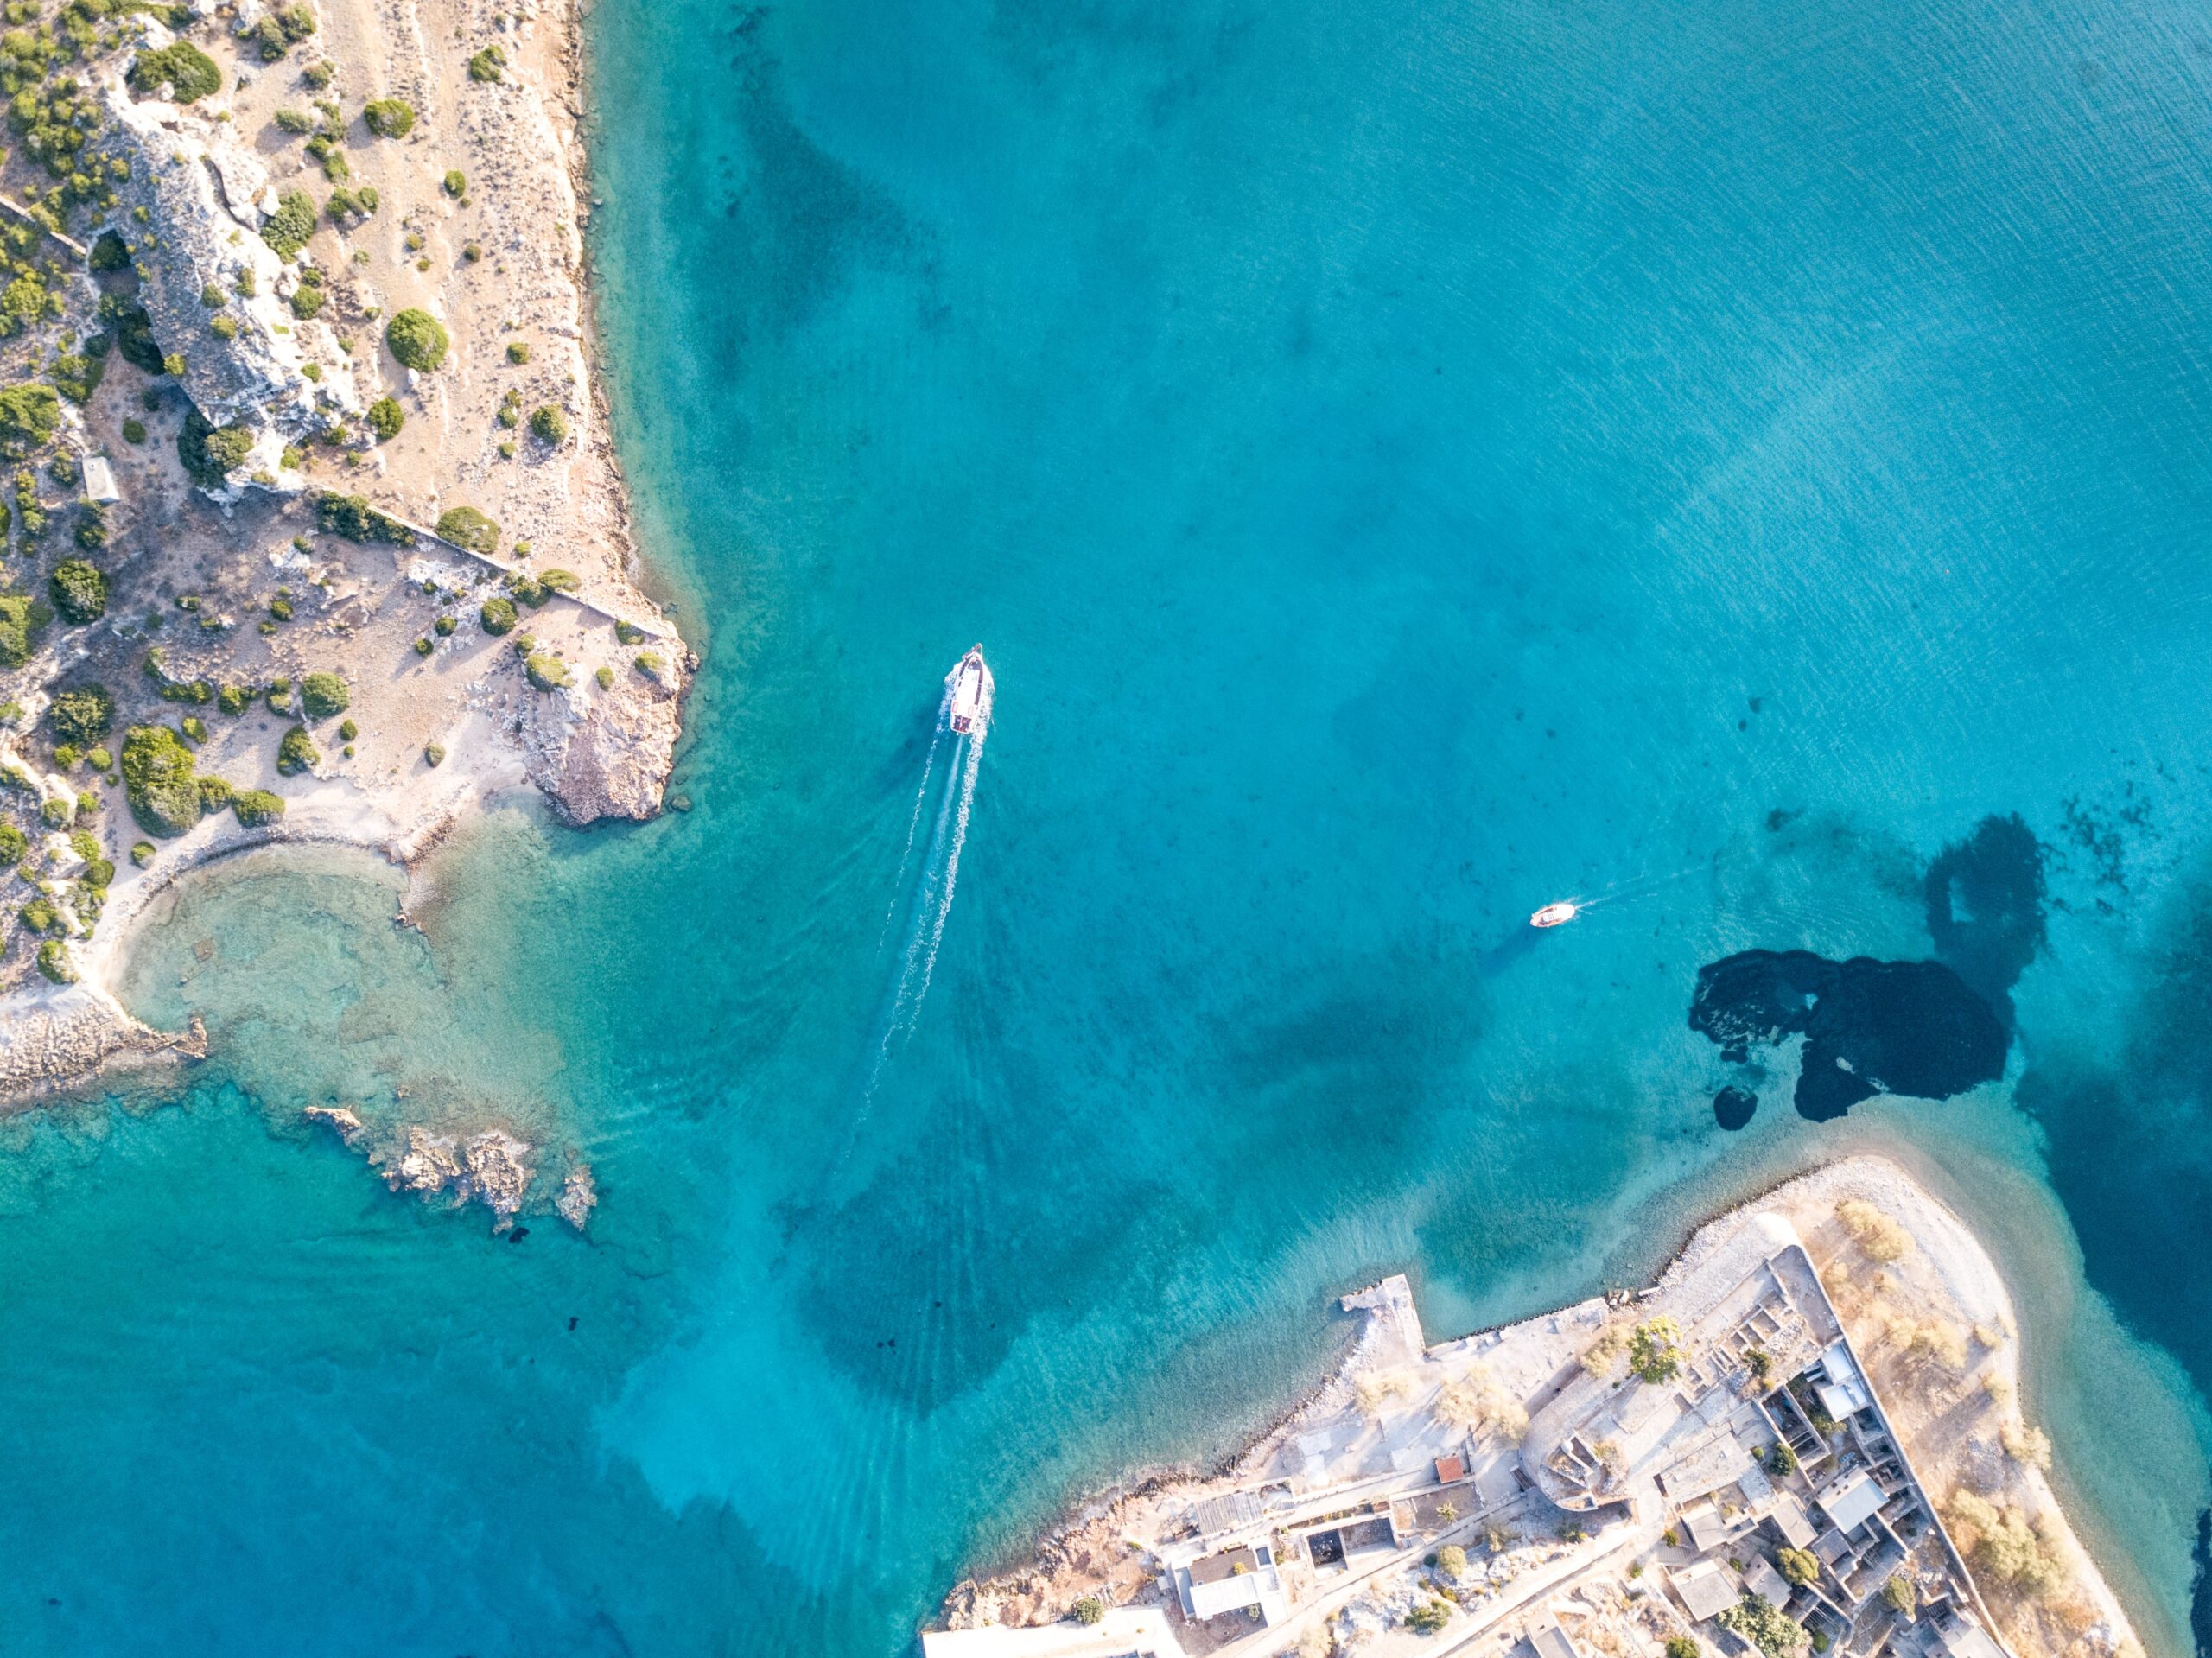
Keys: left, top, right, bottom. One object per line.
{"left": 6, "top": 0, "right": 2212, "bottom": 1652}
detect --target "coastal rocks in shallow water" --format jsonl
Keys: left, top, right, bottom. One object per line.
{"left": 385, "top": 1126, "right": 536, "bottom": 1227}
{"left": 519, "top": 668, "right": 683, "bottom": 824}
{"left": 1689, "top": 950, "right": 2006, "bottom": 1121}
{"left": 556, "top": 1163, "right": 597, "bottom": 1229}
{"left": 1713, "top": 1084, "right": 1758, "bottom": 1130}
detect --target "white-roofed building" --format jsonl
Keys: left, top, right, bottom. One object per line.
{"left": 1671, "top": 1560, "right": 1742, "bottom": 1623}
{"left": 1743, "top": 1554, "right": 1792, "bottom": 1605}
{"left": 1815, "top": 1340, "right": 1872, "bottom": 1421}
{"left": 1169, "top": 1541, "right": 1289, "bottom": 1627}
{"left": 1770, "top": 1492, "right": 1817, "bottom": 1548}
{"left": 1815, "top": 1471, "right": 1884, "bottom": 1535}
{"left": 80, "top": 455, "right": 118, "bottom": 505}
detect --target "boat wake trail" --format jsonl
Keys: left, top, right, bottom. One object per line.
{"left": 862, "top": 656, "right": 994, "bottom": 1096}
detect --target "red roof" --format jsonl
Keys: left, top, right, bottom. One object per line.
{"left": 1434, "top": 1455, "right": 1466, "bottom": 1483}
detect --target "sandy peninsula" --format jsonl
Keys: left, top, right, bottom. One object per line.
{"left": 0, "top": 0, "right": 685, "bottom": 1227}
{"left": 925, "top": 1156, "right": 2143, "bottom": 1658}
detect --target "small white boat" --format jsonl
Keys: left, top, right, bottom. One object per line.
{"left": 947, "top": 645, "right": 993, "bottom": 735}
{"left": 1529, "top": 901, "right": 1580, "bottom": 929}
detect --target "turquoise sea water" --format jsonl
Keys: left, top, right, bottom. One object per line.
{"left": 7, "top": 0, "right": 2212, "bottom": 1651}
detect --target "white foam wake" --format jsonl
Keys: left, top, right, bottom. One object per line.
{"left": 863, "top": 681, "right": 991, "bottom": 1095}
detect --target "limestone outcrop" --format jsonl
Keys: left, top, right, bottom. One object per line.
{"left": 518, "top": 664, "right": 683, "bottom": 825}
{"left": 92, "top": 29, "right": 364, "bottom": 473}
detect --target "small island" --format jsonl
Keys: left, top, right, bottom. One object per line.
{"left": 925, "top": 1158, "right": 2141, "bottom": 1658}
{"left": 0, "top": 0, "right": 687, "bottom": 1226}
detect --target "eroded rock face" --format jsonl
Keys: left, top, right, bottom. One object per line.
{"left": 519, "top": 668, "right": 682, "bottom": 825}
{"left": 383, "top": 1124, "right": 536, "bottom": 1227}
{"left": 556, "top": 1163, "right": 596, "bottom": 1229}
{"left": 92, "top": 42, "right": 364, "bottom": 455}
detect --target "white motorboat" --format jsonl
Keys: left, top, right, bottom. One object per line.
{"left": 1529, "top": 901, "right": 1580, "bottom": 929}
{"left": 947, "top": 645, "right": 993, "bottom": 735}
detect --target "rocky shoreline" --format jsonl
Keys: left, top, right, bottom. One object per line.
{"left": 0, "top": 0, "right": 689, "bottom": 1231}
{"left": 933, "top": 1156, "right": 2146, "bottom": 1658}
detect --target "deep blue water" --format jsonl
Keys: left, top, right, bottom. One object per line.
{"left": 5, "top": 0, "right": 2212, "bottom": 1651}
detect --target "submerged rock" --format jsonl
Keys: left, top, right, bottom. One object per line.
{"left": 1689, "top": 949, "right": 2007, "bottom": 1121}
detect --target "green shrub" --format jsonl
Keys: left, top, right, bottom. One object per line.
{"left": 1629, "top": 1317, "right": 1685, "bottom": 1384}
{"left": 48, "top": 560, "right": 105, "bottom": 624}
{"left": 276, "top": 725, "right": 319, "bottom": 775}
{"left": 315, "top": 492, "right": 413, "bottom": 544}
{"left": 1768, "top": 1441, "right": 1798, "bottom": 1476}
{"left": 524, "top": 652, "right": 569, "bottom": 691}
{"left": 1437, "top": 1544, "right": 1467, "bottom": 1582}
{"left": 337, "top": 718, "right": 357, "bottom": 742}
{"left": 232, "top": 788, "right": 284, "bottom": 827}
{"left": 261, "top": 188, "right": 319, "bottom": 258}
{"left": 0, "top": 824, "right": 25, "bottom": 865}
{"left": 367, "top": 396, "right": 404, "bottom": 441}
{"left": 89, "top": 231, "right": 131, "bottom": 272}
{"left": 468, "top": 43, "right": 505, "bottom": 81}
{"left": 413, "top": 636, "right": 433, "bottom": 656}
{"left": 180, "top": 716, "right": 208, "bottom": 745}
{"left": 0, "top": 593, "right": 49, "bottom": 669}
{"left": 81, "top": 858, "right": 114, "bottom": 892}
{"left": 529, "top": 404, "right": 567, "bottom": 444}
{"left": 538, "top": 568, "right": 579, "bottom": 593}
{"left": 479, "top": 594, "right": 517, "bottom": 634}
{"left": 53, "top": 351, "right": 104, "bottom": 405}
{"left": 130, "top": 839, "right": 153, "bottom": 867}
{"left": 217, "top": 683, "right": 249, "bottom": 715}
{"left": 435, "top": 505, "right": 499, "bottom": 553}
{"left": 35, "top": 937, "right": 73, "bottom": 982}
{"left": 423, "top": 741, "right": 444, "bottom": 766}
{"left": 122, "top": 417, "right": 147, "bottom": 445}
{"left": 194, "top": 774, "right": 232, "bottom": 810}
{"left": 385, "top": 308, "right": 448, "bottom": 371}
{"left": 1777, "top": 1547, "right": 1820, "bottom": 1587}
{"left": 594, "top": 664, "right": 613, "bottom": 689}
{"left": 634, "top": 651, "right": 664, "bottom": 675}
{"left": 129, "top": 42, "right": 221, "bottom": 103}
{"left": 275, "top": 107, "right": 315, "bottom": 134}
{"left": 120, "top": 724, "right": 201, "bottom": 836}
{"left": 614, "top": 619, "right": 645, "bottom": 645}
{"left": 294, "top": 672, "right": 347, "bottom": 721}
{"left": 1405, "top": 1599, "right": 1452, "bottom": 1635}
{"left": 1716, "top": 1597, "right": 1810, "bottom": 1658}
{"left": 0, "top": 384, "right": 59, "bottom": 456}
{"left": 1071, "top": 1597, "right": 1103, "bottom": 1627}
{"left": 505, "top": 340, "right": 530, "bottom": 365}
{"left": 48, "top": 684, "right": 111, "bottom": 744}
{"left": 289, "top": 283, "right": 325, "bottom": 320}
{"left": 363, "top": 98, "right": 416, "bottom": 137}
{"left": 52, "top": 743, "right": 80, "bottom": 770}
{"left": 434, "top": 614, "right": 456, "bottom": 637}
{"left": 179, "top": 410, "right": 253, "bottom": 488}
{"left": 86, "top": 747, "right": 109, "bottom": 772}
{"left": 20, "top": 895, "right": 57, "bottom": 933}
{"left": 37, "top": 796, "right": 65, "bottom": 829}
{"left": 111, "top": 302, "right": 163, "bottom": 373}
{"left": 442, "top": 168, "right": 466, "bottom": 196}
{"left": 303, "top": 59, "right": 334, "bottom": 89}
